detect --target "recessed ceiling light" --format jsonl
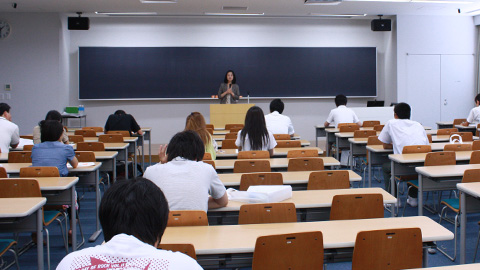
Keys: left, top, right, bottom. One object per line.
{"left": 204, "top": 12, "right": 264, "bottom": 16}
{"left": 305, "top": 0, "right": 343, "bottom": 5}
{"left": 139, "top": 0, "right": 177, "bottom": 3}
{"left": 310, "top": 13, "right": 367, "bottom": 18}
{"left": 95, "top": 12, "right": 158, "bottom": 16}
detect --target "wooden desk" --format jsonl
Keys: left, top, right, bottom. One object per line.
{"left": 208, "top": 188, "right": 397, "bottom": 224}
{"left": 0, "top": 197, "right": 46, "bottom": 270}
{"left": 213, "top": 133, "right": 301, "bottom": 141}
{"left": 412, "top": 264, "right": 480, "bottom": 269}
{"left": 213, "top": 157, "right": 340, "bottom": 171}
{"left": 455, "top": 124, "right": 477, "bottom": 135}
{"left": 161, "top": 216, "right": 453, "bottom": 268}
{"left": 217, "top": 139, "right": 311, "bottom": 148}
{"left": 216, "top": 147, "right": 323, "bottom": 159}
{"left": 457, "top": 182, "right": 480, "bottom": 264}
{"left": 437, "top": 121, "right": 454, "bottom": 129}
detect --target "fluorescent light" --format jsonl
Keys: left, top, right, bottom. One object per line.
{"left": 305, "top": 0, "right": 343, "bottom": 5}
{"left": 140, "top": 0, "right": 177, "bottom": 3}
{"left": 345, "top": 0, "right": 473, "bottom": 2}
{"left": 95, "top": 12, "right": 158, "bottom": 16}
{"left": 204, "top": 12, "right": 265, "bottom": 16}
{"left": 310, "top": 13, "right": 367, "bottom": 18}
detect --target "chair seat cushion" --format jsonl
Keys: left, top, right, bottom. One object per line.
{"left": 407, "top": 180, "right": 418, "bottom": 188}
{"left": 441, "top": 198, "right": 460, "bottom": 211}
{"left": 44, "top": 210, "right": 62, "bottom": 225}
{"left": 0, "top": 239, "right": 16, "bottom": 256}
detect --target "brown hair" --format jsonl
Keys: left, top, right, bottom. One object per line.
{"left": 185, "top": 112, "right": 211, "bottom": 146}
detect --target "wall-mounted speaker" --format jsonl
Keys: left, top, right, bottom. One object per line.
{"left": 371, "top": 19, "right": 391, "bottom": 31}
{"left": 68, "top": 17, "right": 90, "bottom": 30}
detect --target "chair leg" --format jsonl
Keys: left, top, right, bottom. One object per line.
{"left": 45, "top": 227, "right": 51, "bottom": 270}
{"left": 474, "top": 226, "right": 480, "bottom": 262}
{"left": 56, "top": 213, "right": 69, "bottom": 253}
{"left": 76, "top": 213, "right": 86, "bottom": 249}
{"left": 437, "top": 206, "right": 458, "bottom": 261}
{"left": 8, "top": 247, "right": 20, "bottom": 270}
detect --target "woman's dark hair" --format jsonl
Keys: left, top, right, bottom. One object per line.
{"left": 39, "top": 120, "right": 64, "bottom": 142}
{"left": 99, "top": 177, "right": 169, "bottom": 246}
{"left": 166, "top": 130, "right": 205, "bottom": 162}
{"left": 223, "top": 70, "right": 236, "bottom": 84}
{"left": 240, "top": 106, "right": 270, "bottom": 150}
{"left": 394, "top": 102, "right": 411, "bottom": 119}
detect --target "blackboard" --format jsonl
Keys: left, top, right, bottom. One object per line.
{"left": 79, "top": 47, "right": 377, "bottom": 100}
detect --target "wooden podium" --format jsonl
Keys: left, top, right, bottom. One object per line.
{"left": 210, "top": 104, "right": 255, "bottom": 128}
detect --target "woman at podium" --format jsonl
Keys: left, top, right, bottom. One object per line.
{"left": 218, "top": 70, "right": 240, "bottom": 104}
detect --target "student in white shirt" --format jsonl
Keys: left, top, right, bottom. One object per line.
{"left": 324, "top": 94, "right": 361, "bottom": 128}
{"left": 56, "top": 178, "right": 202, "bottom": 270}
{"left": 378, "top": 102, "right": 429, "bottom": 207}
{"left": 264, "top": 99, "right": 295, "bottom": 137}
{"left": 461, "top": 94, "right": 480, "bottom": 126}
{"left": 0, "top": 103, "right": 19, "bottom": 153}
{"left": 236, "top": 106, "right": 277, "bottom": 156}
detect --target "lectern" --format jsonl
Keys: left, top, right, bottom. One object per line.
{"left": 210, "top": 104, "right": 255, "bottom": 128}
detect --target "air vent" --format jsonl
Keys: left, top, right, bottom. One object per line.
{"left": 223, "top": 6, "right": 248, "bottom": 11}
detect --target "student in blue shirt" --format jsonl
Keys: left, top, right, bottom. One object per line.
{"left": 31, "top": 120, "right": 78, "bottom": 176}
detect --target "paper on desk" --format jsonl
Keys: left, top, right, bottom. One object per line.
{"left": 67, "top": 162, "right": 95, "bottom": 168}
{"left": 17, "top": 138, "right": 33, "bottom": 149}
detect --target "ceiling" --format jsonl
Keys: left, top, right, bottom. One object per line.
{"left": 0, "top": 0, "right": 480, "bottom": 18}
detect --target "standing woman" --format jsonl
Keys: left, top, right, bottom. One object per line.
{"left": 185, "top": 112, "right": 218, "bottom": 160}
{"left": 236, "top": 106, "right": 277, "bottom": 157}
{"left": 218, "top": 70, "right": 240, "bottom": 104}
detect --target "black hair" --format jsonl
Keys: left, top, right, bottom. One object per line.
{"left": 39, "top": 110, "right": 62, "bottom": 126}
{"left": 166, "top": 130, "right": 205, "bottom": 162}
{"left": 475, "top": 94, "right": 480, "bottom": 104}
{"left": 335, "top": 94, "right": 347, "bottom": 107}
{"left": 270, "top": 99, "right": 284, "bottom": 114}
{"left": 114, "top": 110, "right": 126, "bottom": 115}
{"left": 223, "top": 70, "right": 236, "bottom": 84}
{"left": 240, "top": 106, "right": 270, "bottom": 150}
{"left": 99, "top": 177, "right": 169, "bottom": 246}
{"left": 394, "top": 102, "right": 411, "bottom": 119}
{"left": 39, "top": 120, "right": 64, "bottom": 142}
{"left": 0, "top": 103, "right": 11, "bottom": 116}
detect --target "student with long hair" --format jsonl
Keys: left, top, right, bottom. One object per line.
{"left": 185, "top": 112, "right": 218, "bottom": 159}
{"left": 236, "top": 106, "right": 277, "bottom": 157}
{"left": 33, "top": 110, "right": 69, "bottom": 144}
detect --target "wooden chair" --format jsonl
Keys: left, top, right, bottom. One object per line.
{"left": 221, "top": 139, "right": 238, "bottom": 149}
{"left": 82, "top": 126, "right": 103, "bottom": 132}
{"left": 453, "top": 132, "right": 474, "bottom": 142}
{"left": 23, "top": 144, "right": 34, "bottom": 151}
{"left": 473, "top": 141, "right": 480, "bottom": 151}
{"left": 238, "top": 151, "right": 270, "bottom": 159}
{"left": 275, "top": 140, "right": 301, "bottom": 148}
{"left": 77, "top": 142, "right": 105, "bottom": 151}
{"left": 75, "top": 151, "right": 96, "bottom": 162}
{"left": 20, "top": 135, "right": 33, "bottom": 140}
{"left": 339, "top": 125, "right": 360, "bottom": 133}
{"left": 288, "top": 158, "right": 324, "bottom": 171}
{"left": 229, "top": 127, "right": 243, "bottom": 133}
{"left": 403, "top": 145, "right": 432, "bottom": 153}
{"left": 0, "top": 239, "right": 19, "bottom": 270}
{"left": 167, "top": 210, "right": 208, "bottom": 226}
{"left": 206, "top": 128, "right": 213, "bottom": 135}
{"left": 443, "top": 144, "right": 472, "bottom": 152}
{"left": 203, "top": 160, "right": 216, "bottom": 169}
{"left": 225, "top": 124, "right": 244, "bottom": 130}
{"left": 352, "top": 228, "right": 422, "bottom": 270}
{"left": 373, "top": 124, "right": 384, "bottom": 131}
{"left": 353, "top": 130, "right": 376, "bottom": 138}
{"left": 307, "top": 170, "right": 350, "bottom": 190}
{"left": 68, "top": 135, "right": 84, "bottom": 143}
{"left": 20, "top": 167, "right": 60, "bottom": 177}
{"left": 338, "top": 123, "right": 357, "bottom": 128}
{"left": 453, "top": 118, "right": 467, "bottom": 125}
{"left": 470, "top": 151, "right": 480, "bottom": 164}
{"left": 238, "top": 203, "right": 297, "bottom": 224}
{"left": 0, "top": 167, "right": 6, "bottom": 178}
{"left": 330, "top": 193, "right": 384, "bottom": 220}
{"left": 233, "top": 160, "right": 271, "bottom": 173}
{"left": 206, "top": 124, "right": 214, "bottom": 130}
{"left": 427, "top": 134, "right": 433, "bottom": 143}
{"left": 437, "top": 128, "right": 458, "bottom": 135}
{"left": 158, "top": 243, "right": 197, "bottom": 260}
{"left": 252, "top": 231, "right": 323, "bottom": 270}
{"left": 286, "top": 149, "right": 318, "bottom": 158}
{"left": 8, "top": 151, "right": 32, "bottom": 163}
{"left": 203, "top": 152, "right": 212, "bottom": 160}
{"left": 239, "top": 172, "right": 283, "bottom": 191}
{"left": 273, "top": 134, "right": 290, "bottom": 140}
{"left": 74, "top": 129, "right": 96, "bottom": 137}
{"left": 99, "top": 134, "right": 123, "bottom": 143}
{"left": 225, "top": 132, "right": 237, "bottom": 139}
{"left": 367, "top": 136, "right": 383, "bottom": 146}
{"left": 362, "top": 120, "right": 380, "bottom": 127}
{"left": 106, "top": 130, "right": 130, "bottom": 137}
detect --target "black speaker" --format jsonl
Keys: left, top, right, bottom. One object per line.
{"left": 68, "top": 17, "right": 90, "bottom": 30}
{"left": 371, "top": 19, "right": 391, "bottom": 31}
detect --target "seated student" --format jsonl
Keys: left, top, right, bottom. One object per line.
{"left": 104, "top": 110, "right": 144, "bottom": 135}
{"left": 264, "top": 99, "right": 295, "bottom": 137}
{"left": 378, "top": 102, "right": 429, "bottom": 207}
{"left": 236, "top": 106, "right": 277, "bottom": 157}
{"left": 462, "top": 93, "right": 480, "bottom": 126}
{"left": 56, "top": 177, "right": 202, "bottom": 269}
{"left": 33, "top": 110, "right": 69, "bottom": 144}
{"left": 144, "top": 130, "right": 227, "bottom": 212}
{"left": 31, "top": 120, "right": 78, "bottom": 177}
{"left": 324, "top": 94, "right": 362, "bottom": 128}
{"left": 185, "top": 112, "right": 218, "bottom": 160}
{"left": 0, "top": 103, "right": 19, "bottom": 153}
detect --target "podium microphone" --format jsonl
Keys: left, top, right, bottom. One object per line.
{"left": 247, "top": 91, "right": 250, "bottom": 104}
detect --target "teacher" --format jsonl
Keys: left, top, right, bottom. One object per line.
{"left": 218, "top": 70, "right": 240, "bottom": 104}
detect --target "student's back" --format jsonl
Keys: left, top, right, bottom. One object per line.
{"left": 105, "top": 110, "right": 142, "bottom": 135}
{"left": 324, "top": 94, "right": 361, "bottom": 128}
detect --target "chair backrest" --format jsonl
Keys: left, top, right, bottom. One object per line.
{"left": 75, "top": 151, "right": 96, "bottom": 162}
{"left": 330, "top": 193, "right": 384, "bottom": 220}
{"left": 337, "top": 123, "right": 357, "bottom": 128}
{"left": 234, "top": 160, "right": 271, "bottom": 173}
{"left": 238, "top": 203, "right": 297, "bottom": 224}
{"left": 424, "top": 151, "right": 456, "bottom": 166}
{"left": 0, "top": 179, "right": 42, "bottom": 198}
{"left": 273, "top": 134, "right": 290, "bottom": 140}
{"left": 206, "top": 124, "right": 214, "bottom": 130}
{"left": 20, "top": 135, "right": 34, "bottom": 140}
{"left": 436, "top": 128, "right": 458, "bottom": 136}
{"left": 275, "top": 140, "right": 301, "bottom": 148}
{"left": 225, "top": 124, "right": 244, "bottom": 130}
{"left": 203, "top": 160, "right": 216, "bottom": 169}
{"left": 473, "top": 141, "right": 480, "bottom": 151}
{"left": 68, "top": 135, "right": 84, "bottom": 143}
{"left": 8, "top": 151, "right": 32, "bottom": 163}
{"left": 99, "top": 134, "right": 124, "bottom": 143}
{"left": 74, "top": 129, "right": 96, "bottom": 137}
{"left": 106, "top": 130, "right": 131, "bottom": 137}
{"left": 353, "top": 130, "right": 377, "bottom": 138}
{"left": 82, "top": 126, "right": 104, "bottom": 132}
{"left": 203, "top": 152, "right": 212, "bottom": 160}
{"left": 0, "top": 167, "right": 7, "bottom": 178}
{"left": 206, "top": 128, "right": 213, "bottom": 135}
{"left": 339, "top": 125, "right": 360, "bottom": 133}
{"left": 167, "top": 210, "right": 208, "bottom": 226}
{"left": 158, "top": 244, "right": 197, "bottom": 260}
{"left": 456, "top": 132, "right": 474, "bottom": 142}
{"left": 288, "top": 158, "right": 324, "bottom": 172}
{"left": 238, "top": 151, "right": 270, "bottom": 159}
{"left": 23, "top": 145, "right": 34, "bottom": 151}
{"left": 252, "top": 231, "right": 324, "bottom": 270}
{"left": 453, "top": 118, "right": 467, "bottom": 125}
{"left": 19, "top": 166, "right": 60, "bottom": 177}
{"left": 307, "top": 170, "right": 350, "bottom": 190}
{"left": 373, "top": 124, "right": 384, "bottom": 131}
{"left": 77, "top": 142, "right": 105, "bottom": 151}
{"left": 367, "top": 136, "right": 383, "bottom": 146}
{"left": 443, "top": 143, "right": 472, "bottom": 152}
{"left": 286, "top": 149, "right": 318, "bottom": 158}
{"left": 221, "top": 139, "right": 238, "bottom": 149}
{"left": 225, "top": 132, "right": 237, "bottom": 139}
{"left": 352, "top": 228, "right": 422, "bottom": 270}
{"left": 362, "top": 120, "right": 380, "bottom": 127}
{"left": 402, "top": 145, "right": 431, "bottom": 154}
{"left": 239, "top": 172, "right": 283, "bottom": 191}
{"left": 427, "top": 134, "right": 433, "bottom": 143}
{"left": 462, "top": 169, "right": 480, "bottom": 183}
{"left": 470, "top": 151, "right": 480, "bottom": 164}
{"left": 229, "top": 127, "right": 243, "bottom": 133}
